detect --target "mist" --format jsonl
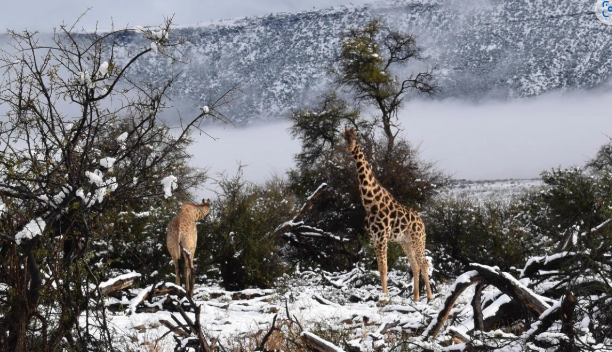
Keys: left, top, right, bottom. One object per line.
{"left": 189, "top": 90, "right": 612, "bottom": 198}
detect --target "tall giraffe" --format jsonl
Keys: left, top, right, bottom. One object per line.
{"left": 166, "top": 199, "right": 211, "bottom": 297}
{"left": 344, "top": 127, "right": 433, "bottom": 301}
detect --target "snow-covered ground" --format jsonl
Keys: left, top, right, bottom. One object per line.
{"left": 442, "top": 179, "right": 543, "bottom": 203}
{"left": 104, "top": 179, "right": 543, "bottom": 351}
{"left": 107, "top": 267, "right": 462, "bottom": 351}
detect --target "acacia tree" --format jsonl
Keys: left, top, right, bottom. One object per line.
{"left": 0, "top": 18, "right": 234, "bottom": 351}
{"left": 287, "top": 93, "right": 447, "bottom": 271}
{"left": 336, "top": 19, "right": 435, "bottom": 156}
{"left": 285, "top": 21, "right": 443, "bottom": 271}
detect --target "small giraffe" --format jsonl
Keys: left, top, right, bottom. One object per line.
{"left": 344, "top": 127, "right": 433, "bottom": 301}
{"left": 166, "top": 199, "right": 211, "bottom": 297}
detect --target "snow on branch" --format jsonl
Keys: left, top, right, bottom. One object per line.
{"left": 423, "top": 270, "right": 481, "bottom": 338}
{"left": 14, "top": 218, "right": 46, "bottom": 244}
{"left": 301, "top": 331, "right": 346, "bottom": 352}
{"left": 161, "top": 175, "right": 178, "bottom": 198}
{"left": 273, "top": 183, "right": 328, "bottom": 237}
{"left": 425, "top": 263, "right": 553, "bottom": 339}
{"left": 99, "top": 272, "right": 141, "bottom": 296}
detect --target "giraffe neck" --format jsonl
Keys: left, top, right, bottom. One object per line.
{"left": 350, "top": 143, "right": 382, "bottom": 211}
{"left": 181, "top": 204, "right": 209, "bottom": 221}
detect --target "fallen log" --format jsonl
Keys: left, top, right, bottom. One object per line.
{"left": 301, "top": 331, "right": 346, "bottom": 352}
{"left": 471, "top": 264, "right": 549, "bottom": 317}
{"left": 99, "top": 272, "right": 141, "bottom": 296}
{"left": 471, "top": 283, "right": 485, "bottom": 332}
{"left": 425, "top": 264, "right": 553, "bottom": 338}
{"left": 423, "top": 270, "right": 482, "bottom": 338}
{"left": 482, "top": 299, "right": 524, "bottom": 332}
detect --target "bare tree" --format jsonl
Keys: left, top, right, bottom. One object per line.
{"left": 0, "top": 16, "right": 235, "bottom": 351}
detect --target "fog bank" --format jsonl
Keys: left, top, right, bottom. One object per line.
{"left": 190, "top": 91, "right": 612, "bottom": 197}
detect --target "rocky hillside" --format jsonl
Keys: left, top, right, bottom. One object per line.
{"left": 115, "top": 0, "right": 609, "bottom": 124}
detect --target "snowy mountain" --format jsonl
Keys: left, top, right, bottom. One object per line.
{"left": 116, "top": 0, "right": 609, "bottom": 124}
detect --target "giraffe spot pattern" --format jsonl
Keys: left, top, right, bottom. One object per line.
{"left": 346, "top": 137, "right": 433, "bottom": 301}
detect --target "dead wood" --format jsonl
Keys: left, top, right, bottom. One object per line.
{"left": 255, "top": 314, "right": 279, "bottom": 352}
{"left": 172, "top": 295, "right": 217, "bottom": 352}
{"left": 99, "top": 276, "right": 138, "bottom": 296}
{"left": 273, "top": 183, "right": 328, "bottom": 237}
{"left": 424, "top": 271, "right": 482, "bottom": 337}
{"left": 482, "top": 299, "right": 524, "bottom": 332}
{"left": 470, "top": 264, "right": 549, "bottom": 317}
{"left": 159, "top": 319, "right": 189, "bottom": 338}
{"left": 561, "top": 292, "right": 577, "bottom": 351}
{"left": 426, "top": 264, "right": 553, "bottom": 338}
{"left": 301, "top": 331, "right": 346, "bottom": 352}
{"left": 472, "top": 283, "right": 486, "bottom": 332}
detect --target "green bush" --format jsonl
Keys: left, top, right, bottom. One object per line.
{"left": 92, "top": 202, "right": 181, "bottom": 285}
{"left": 512, "top": 166, "right": 611, "bottom": 253}
{"left": 425, "top": 195, "right": 530, "bottom": 277}
{"left": 287, "top": 94, "right": 448, "bottom": 272}
{"left": 196, "top": 171, "right": 295, "bottom": 290}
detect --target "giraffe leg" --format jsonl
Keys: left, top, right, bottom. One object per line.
{"left": 189, "top": 255, "right": 195, "bottom": 297}
{"left": 412, "top": 262, "right": 421, "bottom": 301}
{"left": 400, "top": 241, "right": 421, "bottom": 301}
{"left": 183, "top": 256, "right": 191, "bottom": 296}
{"left": 373, "top": 236, "right": 389, "bottom": 296}
{"left": 173, "top": 257, "right": 181, "bottom": 286}
{"left": 418, "top": 254, "right": 434, "bottom": 301}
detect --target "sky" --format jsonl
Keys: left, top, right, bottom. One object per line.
{"left": 1, "top": 0, "right": 373, "bottom": 32}
{"left": 190, "top": 90, "right": 612, "bottom": 198}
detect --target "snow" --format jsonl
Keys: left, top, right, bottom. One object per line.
{"left": 116, "top": 132, "right": 128, "bottom": 143}
{"left": 15, "top": 218, "right": 46, "bottom": 244}
{"left": 129, "top": 284, "right": 153, "bottom": 313}
{"left": 161, "top": 175, "right": 178, "bottom": 198}
{"left": 471, "top": 263, "right": 551, "bottom": 310}
{"left": 99, "top": 157, "right": 116, "bottom": 171}
{"left": 150, "top": 42, "right": 158, "bottom": 53}
{"left": 302, "top": 331, "right": 346, "bottom": 352}
{"left": 199, "top": 105, "right": 210, "bottom": 114}
{"left": 538, "top": 298, "right": 561, "bottom": 320}
{"left": 98, "top": 61, "right": 109, "bottom": 76}
{"left": 99, "top": 272, "right": 141, "bottom": 290}
{"left": 85, "top": 170, "right": 104, "bottom": 185}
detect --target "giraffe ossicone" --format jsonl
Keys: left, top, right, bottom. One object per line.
{"left": 166, "top": 199, "right": 211, "bottom": 297}
{"left": 344, "top": 126, "right": 433, "bottom": 302}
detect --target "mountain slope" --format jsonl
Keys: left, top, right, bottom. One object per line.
{"left": 117, "top": 0, "right": 609, "bottom": 124}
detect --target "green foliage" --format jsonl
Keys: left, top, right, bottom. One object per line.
{"left": 425, "top": 195, "right": 530, "bottom": 277}
{"left": 512, "top": 165, "right": 611, "bottom": 252}
{"left": 426, "top": 141, "right": 612, "bottom": 278}
{"left": 335, "top": 19, "right": 434, "bottom": 155}
{"left": 287, "top": 93, "right": 448, "bottom": 272}
{"left": 289, "top": 92, "right": 364, "bottom": 170}
{"left": 92, "top": 203, "right": 180, "bottom": 285}
{"left": 197, "top": 170, "right": 295, "bottom": 290}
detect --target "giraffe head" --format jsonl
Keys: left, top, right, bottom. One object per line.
{"left": 344, "top": 126, "right": 357, "bottom": 152}
{"left": 195, "top": 199, "right": 211, "bottom": 220}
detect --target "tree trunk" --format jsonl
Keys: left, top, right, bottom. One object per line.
{"left": 381, "top": 112, "right": 395, "bottom": 158}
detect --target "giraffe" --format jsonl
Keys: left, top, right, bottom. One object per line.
{"left": 166, "top": 199, "right": 211, "bottom": 297}
{"left": 343, "top": 127, "right": 433, "bottom": 301}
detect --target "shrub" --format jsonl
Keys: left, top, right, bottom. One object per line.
{"left": 425, "top": 195, "right": 530, "bottom": 278}
{"left": 196, "top": 171, "right": 295, "bottom": 290}
{"left": 287, "top": 94, "right": 448, "bottom": 272}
